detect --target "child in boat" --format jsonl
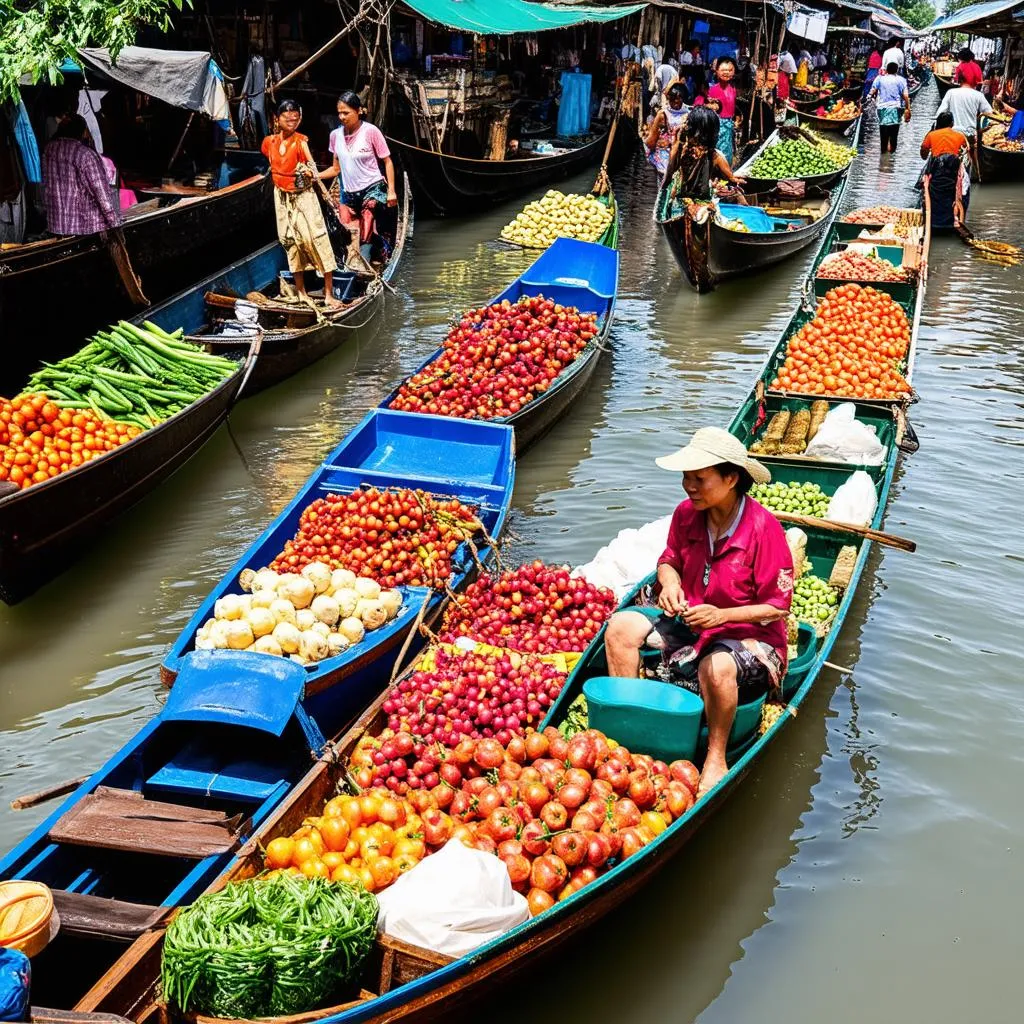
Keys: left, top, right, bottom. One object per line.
{"left": 603, "top": 428, "right": 793, "bottom": 798}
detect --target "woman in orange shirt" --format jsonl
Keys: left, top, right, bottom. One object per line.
{"left": 261, "top": 99, "right": 341, "bottom": 308}
{"left": 920, "top": 111, "right": 968, "bottom": 159}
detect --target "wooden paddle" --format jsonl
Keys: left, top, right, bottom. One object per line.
{"left": 106, "top": 229, "right": 148, "bottom": 306}
{"left": 772, "top": 511, "right": 916, "bottom": 552}
{"left": 11, "top": 775, "right": 89, "bottom": 810}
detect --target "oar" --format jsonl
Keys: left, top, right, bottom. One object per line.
{"left": 11, "top": 775, "right": 89, "bottom": 810}
{"left": 771, "top": 511, "right": 916, "bottom": 552}
{"left": 591, "top": 93, "right": 625, "bottom": 197}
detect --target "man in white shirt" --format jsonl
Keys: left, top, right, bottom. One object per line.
{"left": 937, "top": 79, "right": 993, "bottom": 137}
{"left": 882, "top": 40, "right": 904, "bottom": 71}
{"left": 778, "top": 50, "right": 798, "bottom": 75}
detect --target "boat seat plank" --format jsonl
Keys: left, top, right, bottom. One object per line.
{"left": 51, "top": 889, "right": 169, "bottom": 942}
{"left": 48, "top": 787, "right": 246, "bottom": 859}
{"left": 145, "top": 742, "right": 289, "bottom": 803}
{"left": 32, "top": 1009, "right": 137, "bottom": 1024}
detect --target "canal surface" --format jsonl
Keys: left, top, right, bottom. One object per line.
{"left": 2, "top": 82, "right": 1023, "bottom": 1021}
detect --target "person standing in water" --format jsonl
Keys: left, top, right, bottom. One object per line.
{"left": 261, "top": 99, "right": 341, "bottom": 307}
{"left": 869, "top": 62, "right": 912, "bottom": 154}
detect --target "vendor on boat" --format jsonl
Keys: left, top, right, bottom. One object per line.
{"left": 42, "top": 115, "right": 121, "bottom": 238}
{"left": 665, "top": 107, "right": 745, "bottom": 208}
{"left": 261, "top": 99, "right": 342, "bottom": 308}
{"left": 321, "top": 91, "right": 397, "bottom": 265}
{"left": 604, "top": 428, "right": 793, "bottom": 797}
{"left": 707, "top": 58, "right": 739, "bottom": 166}
{"left": 645, "top": 84, "right": 689, "bottom": 177}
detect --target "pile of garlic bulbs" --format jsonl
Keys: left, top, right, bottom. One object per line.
{"left": 194, "top": 562, "right": 404, "bottom": 665}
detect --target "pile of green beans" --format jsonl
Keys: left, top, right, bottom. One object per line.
{"left": 161, "top": 874, "right": 379, "bottom": 1017}
{"left": 23, "top": 320, "right": 239, "bottom": 430}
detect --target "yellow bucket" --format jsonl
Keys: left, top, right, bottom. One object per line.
{"left": 0, "top": 880, "right": 59, "bottom": 958}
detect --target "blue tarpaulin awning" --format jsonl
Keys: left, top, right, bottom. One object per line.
{"left": 929, "top": 0, "right": 1024, "bottom": 33}
{"left": 400, "top": 0, "right": 645, "bottom": 35}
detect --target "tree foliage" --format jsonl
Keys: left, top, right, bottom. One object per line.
{"left": 0, "top": 0, "right": 188, "bottom": 102}
{"left": 893, "top": 0, "right": 938, "bottom": 29}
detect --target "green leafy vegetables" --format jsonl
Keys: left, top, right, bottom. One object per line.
{"left": 23, "top": 320, "right": 238, "bottom": 429}
{"left": 161, "top": 874, "right": 379, "bottom": 1018}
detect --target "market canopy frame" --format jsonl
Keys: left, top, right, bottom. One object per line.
{"left": 398, "top": 0, "right": 647, "bottom": 34}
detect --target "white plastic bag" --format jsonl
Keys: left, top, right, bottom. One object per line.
{"left": 375, "top": 840, "right": 529, "bottom": 957}
{"left": 574, "top": 515, "right": 671, "bottom": 599}
{"left": 804, "top": 403, "right": 885, "bottom": 465}
{"left": 826, "top": 470, "right": 877, "bottom": 527}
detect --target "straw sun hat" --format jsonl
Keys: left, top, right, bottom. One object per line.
{"left": 655, "top": 427, "right": 771, "bottom": 484}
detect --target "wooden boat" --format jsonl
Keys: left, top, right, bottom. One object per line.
{"left": 0, "top": 156, "right": 272, "bottom": 394}
{"left": 908, "top": 79, "right": 923, "bottom": 100}
{"left": 159, "top": 408, "right": 516, "bottom": 738}
{"left": 656, "top": 179, "right": 847, "bottom": 293}
{"left": 387, "top": 130, "right": 609, "bottom": 216}
{"left": 934, "top": 73, "right": 955, "bottom": 97}
{"left": 0, "top": 650, "right": 334, "bottom": 1011}
{"left": 379, "top": 236, "right": 618, "bottom": 451}
{"left": 977, "top": 115, "right": 1024, "bottom": 183}
{"left": 74, "top": 207, "right": 929, "bottom": 1020}
{"left": 184, "top": 173, "right": 412, "bottom": 397}
{"left": 734, "top": 125, "right": 858, "bottom": 194}
{"left": 789, "top": 105, "right": 861, "bottom": 135}
{"left": 0, "top": 342, "right": 253, "bottom": 605}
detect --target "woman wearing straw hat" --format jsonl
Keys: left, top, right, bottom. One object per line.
{"left": 604, "top": 428, "right": 794, "bottom": 797}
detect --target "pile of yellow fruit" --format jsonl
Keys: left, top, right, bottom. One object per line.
{"left": 500, "top": 190, "right": 613, "bottom": 248}
{"left": 823, "top": 99, "right": 859, "bottom": 120}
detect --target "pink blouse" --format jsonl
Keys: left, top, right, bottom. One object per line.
{"left": 658, "top": 497, "right": 793, "bottom": 664}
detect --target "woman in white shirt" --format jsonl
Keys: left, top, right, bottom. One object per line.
{"left": 321, "top": 91, "right": 397, "bottom": 261}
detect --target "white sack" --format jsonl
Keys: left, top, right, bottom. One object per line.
{"left": 375, "top": 840, "right": 529, "bottom": 957}
{"left": 804, "top": 403, "right": 886, "bottom": 465}
{"left": 826, "top": 471, "right": 878, "bottom": 527}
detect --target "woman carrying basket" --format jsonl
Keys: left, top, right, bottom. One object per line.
{"left": 261, "top": 99, "right": 342, "bottom": 308}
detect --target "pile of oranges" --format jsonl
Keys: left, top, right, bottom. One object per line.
{"left": 0, "top": 393, "right": 141, "bottom": 491}
{"left": 263, "top": 788, "right": 429, "bottom": 895}
{"left": 771, "top": 285, "right": 912, "bottom": 400}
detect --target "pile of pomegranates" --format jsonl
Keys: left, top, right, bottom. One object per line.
{"left": 441, "top": 561, "right": 617, "bottom": 654}
{"left": 387, "top": 295, "right": 599, "bottom": 420}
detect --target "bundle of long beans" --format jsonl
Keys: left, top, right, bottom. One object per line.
{"left": 23, "top": 321, "right": 239, "bottom": 429}
{"left": 161, "top": 874, "right": 378, "bottom": 1017}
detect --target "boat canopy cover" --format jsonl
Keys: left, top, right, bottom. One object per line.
{"left": 928, "top": 0, "right": 1024, "bottom": 33}
{"left": 161, "top": 650, "right": 306, "bottom": 737}
{"left": 399, "top": 0, "right": 645, "bottom": 35}
{"left": 76, "top": 47, "right": 231, "bottom": 129}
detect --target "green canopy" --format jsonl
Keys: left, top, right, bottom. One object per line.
{"left": 400, "top": 0, "right": 646, "bottom": 35}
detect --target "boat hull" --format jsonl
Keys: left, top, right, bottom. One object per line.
{"left": 0, "top": 167, "right": 273, "bottom": 394}
{"left": 978, "top": 141, "right": 1024, "bottom": 183}
{"left": 934, "top": 73, "right": 954, "bottom": 97}
{"left": 387, "top": 133, "right": 608, "bottom": 216}
{"left": 658, "top": 183, "right": 845, "bottom": 293}
{"left": 0, "top": 367, "right": 243, "bottom": 604}
{"left": 196, "top": 173, "right": 413, "bottom": 398}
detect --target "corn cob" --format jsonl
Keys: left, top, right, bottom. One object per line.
{"left": 779, "top": 408, "right": 811, "bottom": 454}
{"left": 807, "top": 400, "right": 830, "bottom": 441}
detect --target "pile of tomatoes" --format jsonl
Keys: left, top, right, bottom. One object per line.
{"left": 771, "top": 285, "right": 912, "bottom": 400}
{"left": 269, "top": 487, "right": 481, "bottom": 588}
{"left": 265, "top": 727, "right": 700, "bottom": 916}
{"left": 0, "top": 393, "right": 141, "bottom": 491}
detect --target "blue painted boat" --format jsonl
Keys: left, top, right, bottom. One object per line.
{"left": 380, "top": 236, "right": 618, "bottom": 451}
{"left": 159, "top": 408, "right": 516, "bottom": 739}
{"left": 0, "top": 651, "right": 327, "bottom": 1009}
